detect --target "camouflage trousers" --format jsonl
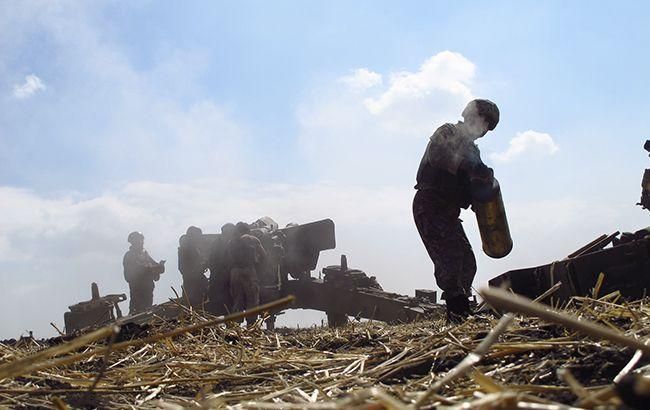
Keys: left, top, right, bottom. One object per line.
{"left": 412, "top": 190, "right": 476, "bottom": 300}
{"left": 207, "top": 268, "right": 232, "bottom": 315}
{"left": 230, "top": 267, "right": 260, "bottom": 324}
{"left": 129, "top": 281, "right": 154, "bottom": 315}
{"left": 183, "top": 274, "right": 208, "bottom": 307}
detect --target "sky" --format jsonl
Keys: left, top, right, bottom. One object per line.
{"left": 1, "top": 1, "right": 649, "bottom": 338}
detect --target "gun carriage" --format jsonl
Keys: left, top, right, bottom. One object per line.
{"left": 63, "top": 218, "right": 443, "bottom": 334}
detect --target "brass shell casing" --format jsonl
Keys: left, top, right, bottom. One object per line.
{"left": 472, "top": 178, "right": 513, "bottom": 259}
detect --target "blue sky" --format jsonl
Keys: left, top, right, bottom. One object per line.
{"left": 1, "top": 1, "right": 649, "bottom": 338}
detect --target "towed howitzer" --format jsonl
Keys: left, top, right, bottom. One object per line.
{"left": 180, "top": 217, "right": 337, "bottom": 287}
{"left": 63, "top": 218, "right": 445, "bottom": 334}
{"left": 62, "top": 219, "right": 339, "bottom": 334}
{"left": 64, "top": 283, "right": 126, "bottom": 334}
{"left": 181, "top": 217, "right": 444, "bottom": 328}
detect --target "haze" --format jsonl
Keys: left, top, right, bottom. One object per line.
{"left": 1, "top": 1, "right": 649, "bottom": 338}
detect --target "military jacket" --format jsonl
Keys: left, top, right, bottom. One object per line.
{"left": 415, "top": 122, "right": 488, "bottom": 209}
{"left": 123, "top": 248, "right": 162, "bottom": 284}
{"left": 228, "top": 234, "right": 267, "bottom": 268}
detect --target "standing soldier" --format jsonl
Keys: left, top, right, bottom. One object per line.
{"left": 227, "top": 222, "right": 267, "bottom": 324}
{"left": 413, "top": 99, "right": 499, "bottom": 322}
{"left": 179, "top": 226, "right": 209, "bottom": 307}
{"left": 123, "top": 231, "right": 165, "bottom": 315}
{"left": 207, "top": 223, "right": 236, "bottom": 315}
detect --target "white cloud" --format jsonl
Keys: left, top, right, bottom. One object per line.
{"left": 489, "top": 130, "right": 559, "bottom": 162}
{"left": 0, "top": 3, "right": 251, "bottom": 184}
{"left": 339, "top": 68, "right": 382, "bottom": 90}
{"left": 12, "top": 74, "right": 45, "bottom": 99}
{"left": 298, "top": 51, "right": 478, "bottom": 185}
{"left": 363, "top": 51, "right": 475, "bottom": 115}
{"left": 1, "top": 179, "right": 647, "bottom": 339}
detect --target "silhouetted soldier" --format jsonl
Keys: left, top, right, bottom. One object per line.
{"left": 227, "top": 222, "right": 267, "bottom": 324}
{"left": 207, "top": 223, "right": 236, "bottom": 314}
{"left": 179, "top": 226, "right": 209, "bottom": 307}
{"left": 123, "top": 231, "right": 165, "bottom": 315}
{"left": 413, "top": 99, "right": 499, "bottom": 322}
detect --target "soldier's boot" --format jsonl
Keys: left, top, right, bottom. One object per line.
{"left": 446, "top": 295, "right": 471, "bottom": 324}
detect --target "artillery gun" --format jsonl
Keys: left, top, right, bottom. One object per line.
{"left": 63, "top": 218, "right": 443, "bottom": 335}
{"left": 490, "top": 140, "right": 650, "bottom": 303}
{"left": 182, "top": 218, "right": 444, "bottom": 329}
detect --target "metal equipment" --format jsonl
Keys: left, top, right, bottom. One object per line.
{"left": 489, "top": 230, "right": 650, "bottom": 303}
{"left": 490, "top": 141, "right": 650, "bottom": 303}
{"left": 283, "top": 254, "right": 443, "bottom": 327}
{"left": 64, "top": 218, "right": 444, "bottom": 334}
{"left": 63, "top": 283, "right": 126, "bottom": 334}
{"left": 184, "top": 218, "right": 443, "bottom": 328}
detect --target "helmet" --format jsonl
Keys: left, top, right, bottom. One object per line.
{"left": 186, "top": 225, "right": 203, "bottom": 237}
{"left": 235, "top": 221, "right": 250, "bottom": 235}
{"left": 221, "top": 223, "right": 236, "bottom": 235}
{"left": 462, "top": 99, "right": 499, "bottom": 131}
{"left": 127, "top": 231, "right": 144, "bottom": 244}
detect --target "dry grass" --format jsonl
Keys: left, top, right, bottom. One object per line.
{"left": 1, "top": 291, "right": 649, "bottom": 409}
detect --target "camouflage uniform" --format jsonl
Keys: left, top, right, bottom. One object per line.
{"left": 230, "top": 267, "right": 259, "bottom": 314}
{"left": 413, "top": 123, "right": 489, "bottom": 302}
{"left": 123, "top": 247, "right": 164, "bottom": 315}
{"left": 179, "top": 242, "right": 208, "bottom": 307}
{"left": 227, "top": 233, "right": 267, "bottom": 323}
{"left": 207, "top": 235, "right": 233, "bottom": 315}
{"left": 413, "top": 190, "right": 475, "bottom": 300}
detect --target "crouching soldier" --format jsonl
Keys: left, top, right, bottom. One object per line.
{"left": 123, "top": 231, "right": 165, "bottom": 315}
{"left": 227, "top": 222, "right": 267, "bottom": 324}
